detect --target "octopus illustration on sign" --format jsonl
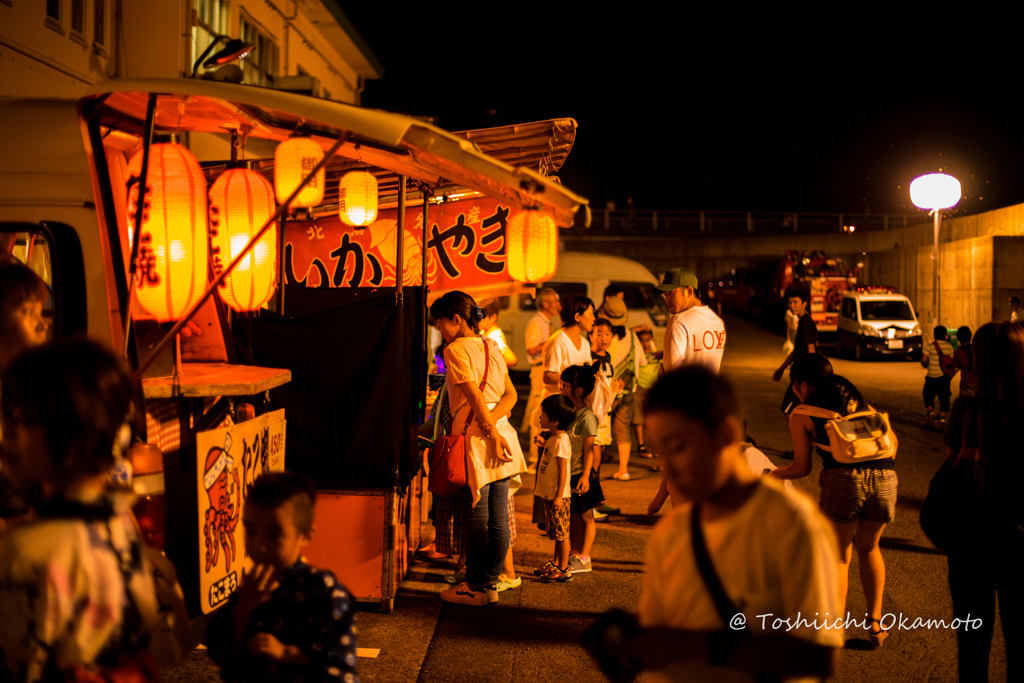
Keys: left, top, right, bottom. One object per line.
{"left": 202, "top": 434, "right": 241, "bottom": 574}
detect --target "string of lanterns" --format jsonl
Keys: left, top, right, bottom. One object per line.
{"left": 126, "top": 137, "right": 558, "bottom": 319}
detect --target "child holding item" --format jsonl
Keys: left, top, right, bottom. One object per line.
{"left": 532, "top": 394, "right": 577, "bottom": 582}
{"left": 560, "top": 363, "right": 604, "bottom": 574}
{"left": 205, "top": 471, "right": 358, "bottom": 682}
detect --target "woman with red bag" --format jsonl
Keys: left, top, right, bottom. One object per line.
{"left": 430, "top": 291, "right": 527, "bottom": 606}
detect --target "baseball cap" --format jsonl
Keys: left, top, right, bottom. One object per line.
{"left": 655, "top": 267, "right": 699, "bottom": 293}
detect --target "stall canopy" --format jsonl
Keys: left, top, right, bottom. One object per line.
{"left": 81, "top": 80, "right": 587, "bottom": 227}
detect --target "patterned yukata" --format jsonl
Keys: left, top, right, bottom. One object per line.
{"left": 0, "top": 492, "right": 161, "bottom": 682}
{"left": 205, "top": 559, "right": 358, "bottom": 683}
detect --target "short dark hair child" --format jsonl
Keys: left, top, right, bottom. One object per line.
{"left": 645, "top": 364, "right": 738, "bottom": 434}
{"left": 934, "top": 325, "right": 948, "bottom": 341}
{"left": 541, "top": 394, "right": 576, "bottom": 431}
{"left": 205, "top": 470, "right": 358, "bottom": 683}
{"left": 246, "top": 471, "right": 316, "bottom": 535}
{"left": 956, "top": 326, "right": 972, "bottom": 345}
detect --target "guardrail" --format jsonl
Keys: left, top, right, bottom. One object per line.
{"left": 583, "top": 209, "right": 917, "bottom": 234}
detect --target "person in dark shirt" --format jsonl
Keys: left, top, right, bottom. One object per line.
{"left": 205, "top": 472, "right": 358, "bottom": 683}
{"left": 773, "top": 288, "right": 818, "bottom": 414}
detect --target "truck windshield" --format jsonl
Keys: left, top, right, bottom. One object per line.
{"left": 860, "top": 300, "right": 915, "bottom": 321}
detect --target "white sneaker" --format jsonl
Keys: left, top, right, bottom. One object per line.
{"left": 495, "top": 574, "right": 522, "bottom": 592}
{"left": 568, "top": 554, "right": 592, "bottom": 574}
{"left": 439, "top": 582, "right": 497, "bottom": 606}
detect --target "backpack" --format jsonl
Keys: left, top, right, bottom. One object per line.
{"left": 791, "top": 404, "right": 898, "bottom": 464}
{"left": 932, "top": 341, "right": 957, "bottom": 378}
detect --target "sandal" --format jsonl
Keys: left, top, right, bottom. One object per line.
{"left": 867, "top": 618, "right": 889, "bottom": 648}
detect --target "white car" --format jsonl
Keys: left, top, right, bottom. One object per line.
{"left": 837, "top": 290, "right": 923, "bottom": 361}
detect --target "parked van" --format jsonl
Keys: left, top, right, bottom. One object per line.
{"left": 499, "top": 251, "right": 668, "bottom": 366}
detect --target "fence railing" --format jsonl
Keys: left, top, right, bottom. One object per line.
{"left": 583, "top": 209, "right": 917, "bottom": 235}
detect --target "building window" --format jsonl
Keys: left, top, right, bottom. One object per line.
{"left": 239, "top": 15, "right": 278, "bottom": 87}
{"left": 191, "top": 0, "right": 228, "bottom": 73}
{"left": 71, "top": 0, "right": 84, "bottom": 33}
{"left": 94, "top": 0, "right": 106, "bottom": 50}
{"left": 45, "top": 0, "right": 64, "bottom": 33}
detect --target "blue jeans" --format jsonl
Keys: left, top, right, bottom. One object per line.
{"left": 464, "top": 477, "right": 510, "bottom": 588}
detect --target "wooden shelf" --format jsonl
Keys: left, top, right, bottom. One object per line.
{"left": 141, "top": 363, "right": 291, "bottom": 399}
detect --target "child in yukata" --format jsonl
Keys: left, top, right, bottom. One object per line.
{"left": 205, "top": 472, "right": 359, "bottom": 683}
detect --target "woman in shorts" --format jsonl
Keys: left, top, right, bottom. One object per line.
{"left": 772, "top": 358, "right": 897, "bottom": 648}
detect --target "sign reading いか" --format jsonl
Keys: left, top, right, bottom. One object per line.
{"left": 284, "top": 197, "right": 523, "bottom": 291}
{"left": 196, "top": 409, "right": 286, "bottom": 614}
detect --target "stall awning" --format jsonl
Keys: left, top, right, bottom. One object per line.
{"left": 81, "top": 80, "right": 587, "bottom": 227}
{"left": 452, "top": 119, "right": 578, "bottom": 176}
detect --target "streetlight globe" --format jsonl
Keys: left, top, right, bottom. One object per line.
{"left": 910, "top": 173, "right": 961, "bottom": 210}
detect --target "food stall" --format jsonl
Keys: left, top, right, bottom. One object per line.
{"left": 49, "top": 80, "right": 588, "bottom": 616}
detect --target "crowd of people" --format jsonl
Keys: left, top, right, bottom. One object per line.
{"left": 4, "top": 241, "right": 1024, "bottom": 681}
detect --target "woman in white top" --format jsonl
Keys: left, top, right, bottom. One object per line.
{"left": 431, "top": 291, "right": 527, "bottom": 606}
{"left": 543, "top": 294, "right": 596, "bottom": 395}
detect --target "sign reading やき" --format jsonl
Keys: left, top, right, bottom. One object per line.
{"left": 284, "top": 197, "right": 521, "bottom": 291}
{"left": 196, "top": 409, "right": 286, "bottom": 614}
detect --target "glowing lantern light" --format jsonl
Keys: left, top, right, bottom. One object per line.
{"left": 506, "top": 208, "right": 558, "bottom": 284}
{"left": 208, "top": 168, "right": 278, "bottom": 312}
{"left": 338, "top": 170, "right": 378, "bottom": 227}
{"left": 274, "top": 136, "right": 324, "bottom": 207}
{"left": 910, "top": 173, "right": 961, "bottom": 211}
{"left": 126, "top": 143, "right": 208, "bottom": 322}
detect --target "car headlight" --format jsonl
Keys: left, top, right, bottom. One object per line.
{"left": 860, "top": 325, "right": 882, "bottom": 337}
{"left": 911, "top": 325, "right": 921, "bottom": 336}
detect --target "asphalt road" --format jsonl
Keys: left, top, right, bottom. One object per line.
{"left": 166, "top": 312, "right": 1003, "bottom": 682}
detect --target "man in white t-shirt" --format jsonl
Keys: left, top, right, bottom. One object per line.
{"left": 599, "top": 367, "right": 842, "bottom": 682}
{"left": 655, "top": 267, "right": 726, "bottom": 373}
{"left": 521, "top": 289, "right": 561, "bottom": 467}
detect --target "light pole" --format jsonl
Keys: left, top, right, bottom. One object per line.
{"left": 910, "top": 173, "right": 960, "bottom": 330}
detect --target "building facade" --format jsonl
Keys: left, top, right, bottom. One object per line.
{"left": 0, "top": 0, "right": 381, "bottom": 102}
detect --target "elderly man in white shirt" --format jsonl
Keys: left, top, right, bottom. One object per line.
{"left": 521, "top": 287, "right": 561, "bottom": 468}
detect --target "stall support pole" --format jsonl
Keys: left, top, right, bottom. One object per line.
{"left": 123, "top": 93, "right": 158, "bottom": 356}
{"left": 396, "top": 175, "right": 405, "bottom": 308}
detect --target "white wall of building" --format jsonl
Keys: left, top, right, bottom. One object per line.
{"left": 1, "top": 0, "right": 379, "bottom": 101}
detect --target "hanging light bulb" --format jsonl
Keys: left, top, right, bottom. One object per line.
{"left": 506, "top": 207, "right": 558, "bottom": 284}
{"left": 274, "top": 135, "right": 324, "bottom": 207}
{"left": 208, "top": 167, "right": 278, "bottom": 312}
{"left": 126, "top": 143, "right": 208, "bottom": 322}
{"left": 338, "top": 170, "right": 378, "bottom": 227}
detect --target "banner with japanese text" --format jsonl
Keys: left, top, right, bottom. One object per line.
{"left": 196, "top": 409, "right": 286, "bottom": 614}
{"left": 285, "top": 198, "right": 528, "bottom": 292}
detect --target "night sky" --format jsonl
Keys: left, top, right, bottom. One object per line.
{"left": 342, "top": 9, "right": 1021, "bottom": 218}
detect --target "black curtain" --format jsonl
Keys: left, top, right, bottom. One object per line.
{"left": 248, "top": 285, "right": 424, "bottom": 489}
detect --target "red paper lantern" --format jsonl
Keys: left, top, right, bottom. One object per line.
{"left": 208, "top": 168, "right": 278, "bottom": 312}
{"left": 126, "top": 143, "right": 208, "bottom": 322}
{"left": 338, "top": 170, "right": 378, "bottom": 227}
{"left": 274, "top": 136, "right": 324, "bottom": 207}
{"left": 506, "top": 208, "right": 558, "bottom": 284}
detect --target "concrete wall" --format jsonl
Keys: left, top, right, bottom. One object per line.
{"left": 562, "top": 203, "right": 1024, "bottom": 336}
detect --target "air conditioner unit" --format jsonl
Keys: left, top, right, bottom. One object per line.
{"left": 275, "top": 75, "right": 321, "bottom": 98}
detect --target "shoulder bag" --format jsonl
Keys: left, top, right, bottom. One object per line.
{"left": 790, "top": 404, "right": 897, "bottom": 464}
{"left": 428, "top": 339, "right": 492, "bottom": 497}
